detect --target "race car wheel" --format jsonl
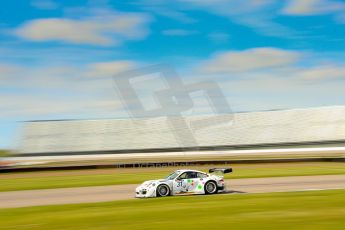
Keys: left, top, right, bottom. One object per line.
{"left": 204, "top": 181, "right": 217, "bottom": 194}
{"left": 157, "top": 184, "right": 170, "bottom": 197}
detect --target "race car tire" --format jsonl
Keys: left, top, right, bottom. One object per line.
{"left": 156, "top": 184, "right": 170, "bottom": 197}
{"left": 204, "top": 181, "right": 218, "bottom": 194}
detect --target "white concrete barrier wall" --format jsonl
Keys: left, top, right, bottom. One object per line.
{"left": 18, "top": 106, "right": 345, "bottom": 154}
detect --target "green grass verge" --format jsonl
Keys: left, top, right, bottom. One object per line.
{"left": 0, "top": 150, "right": 10, "bottom": 157}
{"left": 1, "top": 189, "right": 345, "bottom": 230}
{"left": 1, "top": 162, "right": 345, "bottom": 192}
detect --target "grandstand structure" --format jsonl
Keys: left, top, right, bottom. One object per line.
{"left": 18, "top": 106, "right": 345, "bottom": 155}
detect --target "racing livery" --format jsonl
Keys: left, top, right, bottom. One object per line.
{"left": 135, "top": 168, "right": 232, "bottom": 198}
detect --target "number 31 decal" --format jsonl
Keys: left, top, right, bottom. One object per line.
{"left": 176, "top": 181, "right": 183, "bottom": 187}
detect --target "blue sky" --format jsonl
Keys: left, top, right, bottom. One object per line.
{"left": 1, "top": 0, "right": 345, "bottom": 149}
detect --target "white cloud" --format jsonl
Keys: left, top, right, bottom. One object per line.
{"left": 198, "top": 47, "right": 300, "bottom": 73}
{"left": 0, "top": 58, "right": 142, "bottom": 120}
{"left": 297, "top": 65, "right": 345, "bottom": 80}
{"left": 31, "top": 0, "right": 58, "bottom": 10}
{"left": 162, "top": 29, "right": 198, "bottom": 36}
{"left": 14, "top": 11, "right": 151, "bottom": 46}
{"left": 0, "top": 94, "right": 123, "bottom": 118}
{"left": 87, "top": 60, "right": 136, "bottom": 77}
{"left": 282, "top": 0, "right": 345, "bottom": 16}
{"left": 2, "top": 48, "right": 345, "bottom": 122}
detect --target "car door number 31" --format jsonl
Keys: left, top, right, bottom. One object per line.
{"left": 176, "top": 181, "right": 183, "bottom": 187}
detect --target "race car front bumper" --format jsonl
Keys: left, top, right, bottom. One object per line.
{"left": 135, "top": 186, "right": 156, "bottom": 198}
{"left": 135, "top": 188, "right": 148, "bottom": 198}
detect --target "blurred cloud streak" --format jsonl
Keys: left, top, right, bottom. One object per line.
{"left": 14, "top": 11, "right": 151, "bottom": 46}
{"left": 198, "top": 47, "right": 300, "bottom": 73}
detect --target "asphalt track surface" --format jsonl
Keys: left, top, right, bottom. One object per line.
{"left": 1, "top": 175, "right": 345, "bottom": 208}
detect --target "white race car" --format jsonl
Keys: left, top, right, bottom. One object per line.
{"left": 135, "top": 168, "right": 232, "bottom": 198}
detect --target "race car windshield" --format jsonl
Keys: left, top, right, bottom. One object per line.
{"left": 165, "top": 171, "right": 179, "bottom": 180}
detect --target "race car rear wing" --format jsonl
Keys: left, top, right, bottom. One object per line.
{"left": 209, "top": 168, "right": 232, "bottom": 174}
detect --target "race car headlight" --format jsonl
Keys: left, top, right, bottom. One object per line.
{"left": 143, "top": 182, "right": 156, "bottom": 187}
{"left": 148, "top": 182, "right": 156, "bottom": 187}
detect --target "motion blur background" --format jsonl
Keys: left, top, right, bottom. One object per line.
{"left": 1, "top": 0, "right": 345, "bottom": 152}
{"left": 1, "top": 1, "right": 345, "bottom": 230}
